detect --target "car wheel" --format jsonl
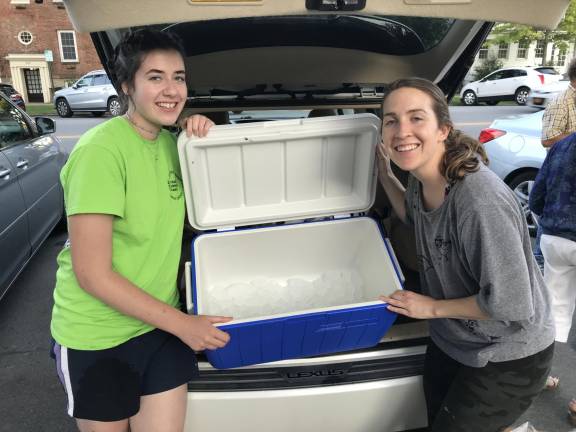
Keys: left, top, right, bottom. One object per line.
{"left": 91, "top": 111, "right": 105, "bottom": 117}
{"left": 461, "top": 90, "right": 477, "bottom": 106}
{"left": 108, "top": 97, "right": 122, "bottom": 116}
{"left": 515, "top": 87, "right": 530, "bottom": 105}
{"left": 507, "top": 170, "right": 539, "bottom": 235}
{"left": 56, "top": 98, "right": 73, "bottom": 118}
{"left": 486, "top": 100, "right": 499, "bottom": 106}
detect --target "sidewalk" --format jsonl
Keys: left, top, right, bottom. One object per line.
{"left": 514, "top": 326, "right": 576, "bottom": 432}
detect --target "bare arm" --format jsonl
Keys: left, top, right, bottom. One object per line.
{"left": 376, "top": 140, "right": 407, "bottom": 223}
{"left": 379, "top": 290, "right": 490, "bottom": 320}
{"left": 68, "top": 214, "right": 231, "bottom": 351}
{"left": 542, "top": 133, "right": 568, "bottom": 148}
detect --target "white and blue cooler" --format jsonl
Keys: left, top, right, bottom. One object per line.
{"left": 178, "top": 113, "right": 404, "bottom": 369}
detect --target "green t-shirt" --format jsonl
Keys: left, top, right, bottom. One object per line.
{"left": 51, "top": 116, "right": 185, "bottom": 350}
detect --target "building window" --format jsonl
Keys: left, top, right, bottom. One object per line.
{"left": 10, "top": 0, "right": 30, "bottom": 4}
{"left": 18, "top": 31, "right": 33, "bottom": 45}
{"left": 58, "top": 30, "right": 78, "bottom": 62}
{"left": 497, "top": 42, "right": 509, "bottom": 59}
{"left": 478, "top": 44, "right": 488, "bottom": 60}
{"left": 557, "top": 48, "right": 567, "bottom": 66}
{"left": 517, "top": 40, "right": 529, "bottom": 59}
{"left": 535, "top": 39, "right": 545, "bottom": 58}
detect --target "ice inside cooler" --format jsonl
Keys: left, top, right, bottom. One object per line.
{"left": 191, "top": 217, "right": 403, "bottom": 320}
{"left": 178, "top": 113, "right": 403, "bottom": 368}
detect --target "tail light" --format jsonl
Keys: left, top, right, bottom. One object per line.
{"left": 478, "top": 128, "right": 506, "bottom": 144}
{"left": 538, "top": 73, "right": 545, "bottom": 85}
{"left": 9, "top": 92, "right": 23, "bottom": 101}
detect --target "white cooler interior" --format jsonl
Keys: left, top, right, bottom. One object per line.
{"left": 192, "top": 217, "right": 403, "bottom": 321}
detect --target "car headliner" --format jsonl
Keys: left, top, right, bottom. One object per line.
{"left": 63, "top": 0, "right": 568, "bottom": 33}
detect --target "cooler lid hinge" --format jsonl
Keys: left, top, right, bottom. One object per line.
{"left": 216, "top": 226, "right": 236, "bottom": 232}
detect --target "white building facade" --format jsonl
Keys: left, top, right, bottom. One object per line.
{"left": 464, "top": 39, "right": 575, "bottom": 83}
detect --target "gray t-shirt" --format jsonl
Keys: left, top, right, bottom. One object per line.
{"left": 405, "top": 164, "right": 555, "bottom": 367}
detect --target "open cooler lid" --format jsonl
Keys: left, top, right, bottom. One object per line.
{"left": 177, "top": 113, "right": 380, "bottom": 231}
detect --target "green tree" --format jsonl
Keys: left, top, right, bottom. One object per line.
{"left": 488, "top": 0, "right": 576, "bottom": 66}
{"left": 473, "top": 55, "right": 504, "bottom": 80}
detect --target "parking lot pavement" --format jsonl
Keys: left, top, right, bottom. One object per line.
{"left": 515, "top": 336, "right": 576, "bottom": 432}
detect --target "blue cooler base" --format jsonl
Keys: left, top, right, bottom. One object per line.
{"left": 206, "top": 303, "right": 397, "bottom": 369}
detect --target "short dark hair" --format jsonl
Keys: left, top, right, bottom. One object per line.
{"left": 110, "top": 29, "right": 186, "bottom": 113}
{"left": 567, "top": 57, "right": 576, "bottom": 82}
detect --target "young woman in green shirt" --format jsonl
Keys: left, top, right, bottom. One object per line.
{"left": 51, "top": 29, "right": 230, "bottom": 431}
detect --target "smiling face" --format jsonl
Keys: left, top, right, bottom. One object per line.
{"left": 381, "top": 87, "right": 450, "bottom": 180}
{"left": 122, "top": 49, "right": 187, "bottom": 133}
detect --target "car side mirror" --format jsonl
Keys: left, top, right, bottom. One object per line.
{"left": 36, "top": 117, "right": 55, "bottom": 134}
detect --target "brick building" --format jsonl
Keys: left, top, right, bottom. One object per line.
{"left": 0, "top": 0, "right": 103, "bottom": 103}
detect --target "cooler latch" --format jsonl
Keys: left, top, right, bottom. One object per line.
{"left": 333, "top": 213, "right": 352, "bottom": 220}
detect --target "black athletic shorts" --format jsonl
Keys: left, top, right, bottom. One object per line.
{"left": 51, "top": 329, "right": 198, "bottom": 422}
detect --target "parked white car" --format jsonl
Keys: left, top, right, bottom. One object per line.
{"left": 479, "top": 110, "right": 546, "bottom": 233}
{"left": 61, "top": 0, "right": 568, "bottom": 431}
{"left": 53, "top": 69, "right": 120, "bottom": 118}
{"left": 527, "top": 77, "right": 570, "bottom": 109}
{"left": 461, "top": 67, "right": 562, "bottom": 106}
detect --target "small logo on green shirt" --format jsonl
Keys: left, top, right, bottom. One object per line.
{"left": 168, "top": 171, "right": 183, "bottom": 200}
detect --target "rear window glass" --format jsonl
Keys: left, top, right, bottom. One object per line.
{"left": 535, "top": 67, "right": 559, "bottom": 75}
{"left": 92, "top": 75, "right": 111, "bottom": 86}
{"left": 158, "top": 15, "right": 455, "bottom": 56}
{"left": 0, "top": 85, "right": 16, "bottom": 97}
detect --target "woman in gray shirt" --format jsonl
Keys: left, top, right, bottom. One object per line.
{"left": 377, "top": 78, "right": 555, "bottom": 432}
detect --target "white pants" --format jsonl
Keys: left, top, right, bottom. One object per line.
{"left": 541, "top": 234, "right": 576, "bottom": 343}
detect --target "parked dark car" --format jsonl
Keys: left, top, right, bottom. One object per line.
{"left": 0, "top": 83, "right": 26, "bottom": 111}
{"left": 0, "top": 91, "right": 66, "bottom": 300}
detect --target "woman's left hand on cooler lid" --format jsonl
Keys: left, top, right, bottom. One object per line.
{"left": 379, "top": 290, "right": 437, "bottom": 319}
{"left": 180, "top": 114, "right": 214, "bottom": 138}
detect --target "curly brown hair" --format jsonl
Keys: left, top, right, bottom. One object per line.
{"left": 382, "top": 77, "right": 488, "bottom": 184}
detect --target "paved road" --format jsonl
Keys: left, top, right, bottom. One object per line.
{"left": 50, "top": 105, "right": 541, "bottom": 155}
{"left": 1, "top": 106, "right": 574, "bottom": 432}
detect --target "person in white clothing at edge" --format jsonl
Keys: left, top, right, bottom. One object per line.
{"left": 529, "top": 130, "right": 576, "bottom": 426}
{"left": 50, "top": 29, "right": 229, "bottom": 432}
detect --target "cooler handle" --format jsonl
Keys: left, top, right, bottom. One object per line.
{"left": 384, "top": 237, "right": 405, "bottom": 285}
{"left": 185, "top": 262, "right": 194, "bottom": 314}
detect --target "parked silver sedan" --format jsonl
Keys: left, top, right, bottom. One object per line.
{"left": 527, "top": 77, "right": 569, "bottom": 109}
{"left": 479, "top": 110, "right": 545, "bottom": 233}
{"left": 0, "top": 92, "right": 67, "bottom": 299}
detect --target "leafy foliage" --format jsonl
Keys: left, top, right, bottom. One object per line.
{"left": 472, "top": 56, "right": 504, "bottom": 81}
{"left": 488, "top": 1, "right": 576, "bottom": 65}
